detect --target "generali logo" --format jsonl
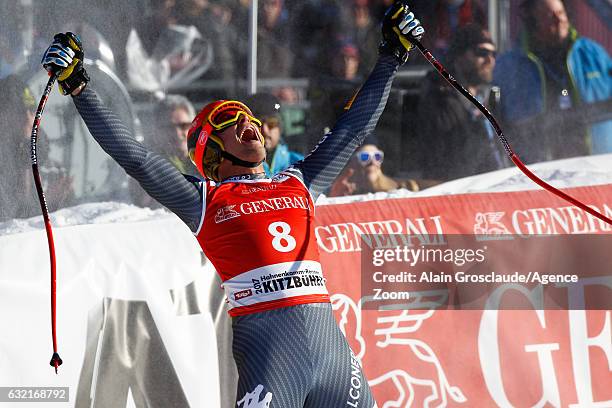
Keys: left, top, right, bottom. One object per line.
{"left": 474, "top": 204, "right": 612, "bottom": 236}
{"left": 474, "top": 212, "right": 511, "bottom": 235}
{"left": 214, "top": 196, "right": 310, "bottom": 224}
{"left": 214, "top": 205, "right": 241, "bottom": 224}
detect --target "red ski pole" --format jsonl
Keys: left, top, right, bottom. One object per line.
{"left": 412, "top": 39, "right": 612, "bottom": 226}
{"left": 30, "top": 74, "right": 63, "bottom": 373}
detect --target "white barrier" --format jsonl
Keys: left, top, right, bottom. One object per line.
{"left": 0, "top": 215, "right": 221, "bottom": 407}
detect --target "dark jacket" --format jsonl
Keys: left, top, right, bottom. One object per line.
{"left": 415, "top": 71, "right": 508, "bottom": 182}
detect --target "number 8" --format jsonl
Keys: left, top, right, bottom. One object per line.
{"left": 268, "top": 221, "right": 296, "bottom": 252}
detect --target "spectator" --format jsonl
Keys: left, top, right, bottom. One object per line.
{"left": 329, "top": 142, "right": 419, "bottom": 196}
{"left": 350, "top": 0, "right": 380, "bottom": 77}
{"left": 415, "top": 24, "right": 508, "bottom": 182}
{"left": 131, "top": 94, "right": 198, "bottom": 207}
{"left": 174, "top": 0, "right": 237, "bottom": 82}
{"left": 291, "top": 0, "right": 345, "bottom": 78}
{"left": 227, "top": 0, "right": 250, "bottom": 68}
{"left": 132, "top": 0, "right": 178, "bottom": 57}
{"left": 493, "top": 0, "right": 612, "bottom": 162}
{"left": 243, "top": 93, "right": 303, "bottom": 176}
{"left": 257, "top": 0, "right": 294, "bottom": 78}
{"left": 0, "top": 75, "right": 73, "bottom": 221}
{"left": 125, "top": 0, "right": 194, "bottom": 90}
{"left": 155, "top": 95, "right": 198, "bottom": 174}
{"left": 331, "top": 41, "right": 362, "bottom": 82}
{"left": 309, "top": 40, "right": 365, "bottom": 140}
{"left": 409, "top": 0, "right": 486, "bottom": 60}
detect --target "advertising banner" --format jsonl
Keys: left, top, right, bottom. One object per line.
{"left": 0, "top": 183, "right": 610, "bottom": 407}
{"left": 317, "top": 183, "right": 612, "bottom": 407}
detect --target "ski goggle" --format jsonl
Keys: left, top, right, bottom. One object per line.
{"left": 356, "top": 150, "right": 384, "bottom": 166}
{"left": 208, "top": 101, "right": 262, "bottom": 131}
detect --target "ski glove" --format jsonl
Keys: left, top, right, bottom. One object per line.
{"left": 379, "top": 1, "right": 425, "bottom": 65}
{"left": 42, "top": 32, "right": 90, "bottom": 95}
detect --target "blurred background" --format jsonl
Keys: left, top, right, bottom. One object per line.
{"left": 0, "top": 0, "right": 610, "bottom": 220}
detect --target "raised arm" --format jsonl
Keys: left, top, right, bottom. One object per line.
{"left": 72, "top": 88, "right": 203, "bottom": 230}
{"left": 42, "top": 33, "right": 203, "bottom": 231}
{"left": 292, "top": 1, "right": 425, "bottom": 200}
{"left": 294, "top": 55, "right": 399, "bottom": 199}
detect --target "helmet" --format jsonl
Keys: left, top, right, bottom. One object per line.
{"left": 187, "top": 100, "right": 264, "bottom": 180}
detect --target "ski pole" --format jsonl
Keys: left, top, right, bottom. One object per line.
{"left": 412, "top": 39, "right": 612, "bottom": 226}
{"left": 30, "top": 74, "right": 63, "bottom": 374}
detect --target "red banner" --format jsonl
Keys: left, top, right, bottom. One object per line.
{"left": 316, "top": 184, "right": 612, "bottom": 407}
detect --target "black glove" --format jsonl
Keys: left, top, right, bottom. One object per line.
{"left": 379, "top": 1, "right": 425, "bottom": 65}
{"left": 41, "top": 32, "right": 90, "bottom": 95}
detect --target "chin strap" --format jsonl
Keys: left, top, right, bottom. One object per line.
{"left": 220, "top": 150, "right": 265, "bottom": 168}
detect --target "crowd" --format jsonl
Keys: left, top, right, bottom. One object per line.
{"left": 0, "top": 0, "right": 610, "bottom": 222}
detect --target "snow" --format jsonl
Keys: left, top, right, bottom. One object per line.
{"left": 2, "top": 153, "right": 611, "bottom": 236}
{"left": 0, "top": 202, "right": 171, "bottom": 236}
{"left": 317, "top": 153, "right": 612, "bottom": 204}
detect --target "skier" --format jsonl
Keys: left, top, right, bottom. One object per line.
{"left": 41, "top": 2, "right": 424, "bottom": 406}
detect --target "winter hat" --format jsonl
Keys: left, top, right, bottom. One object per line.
{"left": 446, "top": 23, "right": 494, "bottom": 63}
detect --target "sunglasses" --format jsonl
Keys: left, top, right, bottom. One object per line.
{"left": 208, "top": 101, "right": 262, "bottom": 131}
{"left": 473, "top": 48, "right": 497, "bottom": 58}
{"left": 357, "top": 150, "right": 384, "bottom": 166}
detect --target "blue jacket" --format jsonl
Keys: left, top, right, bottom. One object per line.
{"left": 263, "top": 142, "right": 304, "bottom": 176}
{"left": 493, "top": 30, "right": 612, "bottom": 153}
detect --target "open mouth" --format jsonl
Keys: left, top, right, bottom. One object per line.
{"left": 238, "top": 126, "right": 261, "bottom": 143}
